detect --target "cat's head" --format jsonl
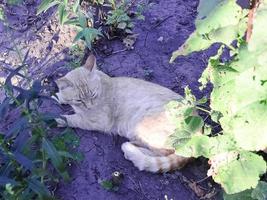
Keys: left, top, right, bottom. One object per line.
{"left": 55, "top": 54, "right": 101, "bottom": 109}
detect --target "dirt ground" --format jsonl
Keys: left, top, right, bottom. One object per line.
{"left": 0, "top": 0, "right": 222, "bottom": 199}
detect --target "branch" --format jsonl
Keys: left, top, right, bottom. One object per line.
{"left": 246, "top": 0, "right": 261, "bottom": 42}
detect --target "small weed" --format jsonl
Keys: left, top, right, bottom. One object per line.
{"left": 100, "top": 171, "right": 124, "bottom": 192}
{"left": 68, "top": 43, "right": 86, "bottom": 69}
{"left": 143, "top": 68, "right": 153, "bottom": 80}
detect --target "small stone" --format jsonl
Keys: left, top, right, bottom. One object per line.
{"left": 157, "top": 36, "right": 164, "bottom": 42}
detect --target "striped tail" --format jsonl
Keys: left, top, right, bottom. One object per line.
{"left": 121, "top": 142, "right": 192, "bottom": 173}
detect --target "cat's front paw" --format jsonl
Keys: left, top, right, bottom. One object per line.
{"left": 55, "top": 117, "right": 67, "bottom": 127}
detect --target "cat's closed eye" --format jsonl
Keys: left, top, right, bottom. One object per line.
{"left": 89, "top": 90, "right": 97, "bottom": 98}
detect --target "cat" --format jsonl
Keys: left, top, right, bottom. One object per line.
{"left": 54, "top": 54, "right": 193, "bottom": 173}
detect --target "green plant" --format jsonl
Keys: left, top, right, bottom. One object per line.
{"left": 68, "top": 43, "right": 86, "bottom": 69}
{"left": 106, "top": 6, "right": 134, "bottom": 34}
{"left": 169, "top": 0, "right": 267, "bottom": 199}
{"left": 0, "top": 51, "right": 82, "bottom": 199}
{"left": 37, "top": 0, "right": 102, "bottom": 49}
{"left": 37, "top": 0, "right": 146, "bottom": 47}
{"left": 105, "top": 0, "right": 145, "bottom": 34}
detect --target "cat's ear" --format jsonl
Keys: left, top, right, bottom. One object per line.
{"left": 84, "top": 54, "right": 97, "bottom": 72}
{"left": 55, "top": 77, "right": 73, "bottom": 90}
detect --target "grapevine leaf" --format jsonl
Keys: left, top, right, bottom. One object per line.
{"left": 212, "top": 152, "right": 266, "bottom": 194}
{"left": 196, "top": 0, "right": 224, "bottom": 20}
{"left": 170, "top": 0, "right": 247, "bottom": 62}
{"left": 175, "top": 134, "right": 237, "bottom": 158}
{"left": 184, "top": 116, "right": 204, "bottom": 133}
{"left": 196, "top": 0, "right": 243, "bottom": 34}
{"left": 248, "top": 3, "right": 267, "bottom": 52}
{"left": 251, "top": 181, "right": 267, "bottom": 200}
{"left": 209, "top": 47, "right": 267, "bottom": 151}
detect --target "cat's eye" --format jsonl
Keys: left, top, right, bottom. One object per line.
{"left": 89, "top": 90, "right": 97, "bottom": 98}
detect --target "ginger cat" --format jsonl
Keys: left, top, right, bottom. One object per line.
{"left": 55, "top": 55, "right": 192, "bottom": 173}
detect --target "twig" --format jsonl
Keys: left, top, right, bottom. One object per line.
{"left": 151, "top": 15, "right": 174, "bottom": 30}
{"left": 246, "top": 0, "right": 261, "bottom": 42}
{"left": 195, "top": 176, "right": 210, "bottom": 184}
{"left": 112, "top": 48, "right": 128, "bottom": 54}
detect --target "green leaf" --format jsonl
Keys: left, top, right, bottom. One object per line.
{"left": 73, "top": 30, "right": 84, "bottom": 43}
{"left": 210, "top": 110, "right": 223, "bottom": 123}
{"left": 27, "top": 178, "right": 51, "bottom": 198}
{"left": 42, "top": 138, "right": 69, "bottom": 180}
{"left": 73, "top": 0, "right": 80, "bottom": 13}
{"left": 0, "top": 7, "right": 4, "bottom": 21}
{"left": 184, "top": 107, "right": 194, "bottom": 117}
{"left": 42, "top": 138, "right": 62, "bottom": 169}
{"left": 64, "top": 18, "right": 80, "bottom": 26}
{"left": 196, "top": 0, "right": 243, "bottom": 34}
{"left": 251, "top": 181, "right": 267, "bottom": 200}
{"left": 196, "top": 0, "right": 224, "bottom": 21}
{"left": 101, "top": 180, "right": 113, "bottom": 190}
{"left": 223, "top": 189, "right": 254, "bottom": 200}
{"left": 0, "top": 176, "right": 17, "bottom": 186}
{"left": 37, "top": 0, "right": 60, "bottom": 15}
{"left": 248, "top": 3, "right": 267, "bottom": 53}
{"left": 7, "top": 0, "right": 23, "bottom": 5}
{"left": 58, "top": 3, "right": 68, "bottom": 25}
{"left": 209, "top": 47, "right": 267, "bottom": 151}
{"left": 13, "top": 152, "right": 33, "bottom": 170}
{"left": 175, "top": 134, "right": 237, "bottom": 158}
{"left": 184, "top": 116, "right": 204, "bottom": 133}
{"left": 170, "top": 0, "right": 247, "bottom": 62}
{"left": 197, "top": 97, "right": 207, "bottom": 104}
{"left": 63, "top": 0, "right": 68, "bottom": 6}
{"left": 212, "top": 152, "right": 266, "bottom": 194}
{"left": 117, "top": 22, "right": 127, "bottom": 29}
{"left": 78, "top": 12, "right": 87, "bottom": 28}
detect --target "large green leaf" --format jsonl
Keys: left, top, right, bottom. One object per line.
{"left": 223, "top": 189, "right": 254, "bottom": 200}
{"left": 170, "top": 0, "right": 247, "bottom": 62}
{"left": 175, "top": 134, "right": 237, "bottom": 158}
{"left": 196, "top": 0, "right": 224, "bottom": 20}
{"left": 212, "top": 152, "right": 266, "bottom": 194}
{"left": 248, "top": 3, "right": 267, "bottom": 52}
{"left": 206, "top": 45, "right": 267, "bottom": 151}
{"left": 251, "top": 181, "right": 267, "bottom": 200}
{"left": 196, "top": 0, "right": 243, "bottom": 34}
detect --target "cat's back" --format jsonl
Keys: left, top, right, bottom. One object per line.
{"left": 112, "top": 77, "right": 182, "bottom": 102}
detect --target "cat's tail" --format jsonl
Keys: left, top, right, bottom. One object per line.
{"left": 121, "top": 142, "right": 192, "bottom": 173}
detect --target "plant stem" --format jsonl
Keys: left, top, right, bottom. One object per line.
{"left": 41, "top": 150, "right": 46, "bottom": 183}
{"left": 196, "top": 106, "right": 211, "bottom": 114}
